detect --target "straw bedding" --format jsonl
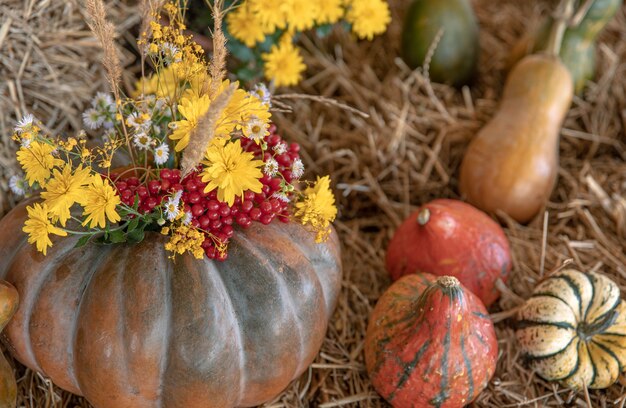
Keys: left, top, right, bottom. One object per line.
{"left": 2, "top": 0, "right": 626, "bottom": 406}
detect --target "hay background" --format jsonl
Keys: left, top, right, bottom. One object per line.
{"left": 2, "top": 0, "right": 626, "bottom": 406}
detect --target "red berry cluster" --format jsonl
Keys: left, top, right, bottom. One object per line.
{"left": 111, "top": 126, "right": 303, "bottom": 261}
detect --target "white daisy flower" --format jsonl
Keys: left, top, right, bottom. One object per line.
{"left": 243, "top": 116, "right": 269, "bottom": 142}
{"left": 291, "top": 158, "right": 304, "bottom": 179}
{"left": 133, "top": 132, "right": 154, "bottom": 150}
{"left": 92, "top": 92, "right": 114, "bottom": 110}
{"left": 251, "top": 83, "right": 271, "bottom": 107}
{"left": 83, "top": 108, "right": 104, "bottom": 130}
{"left": 161, "top": 42, "right": 181, "bottom": 65}
{"left": 182, "top": 211, "right": 192, "bottom": 225}
{"left": 154, "top": 143, "right": 170, "bottom": 165}
{"left": 164, "top": 196, "right": 181, "bottom": 221}
{"left": 20, "top": 136, "right": 32, "bottom": 148}
{"left": 14, "top": 113, "right": 35, "bottom": 134}
{"left": 272, "top": 191, "right": 290, "bottom": 203}
{"left": 273, "top": 142, "right": 287, "bottom": 155}
{"left": 9, "top": 175, "right": 27, "bottom": 196}
{"left": 263, "top": 157, "right": 279, "bottom": 177}
{"left": 172, "top": 189, "right": 183, "bottom": 203}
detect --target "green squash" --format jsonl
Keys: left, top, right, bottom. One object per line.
{"left": 509, "top": 0, "right": 621, "bottom": 93}
{"left": 401, "top": 0, "right": 479, "bottom": 87}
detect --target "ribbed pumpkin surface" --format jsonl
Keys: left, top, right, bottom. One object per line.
{"left": 0, "top": 200, "right": 342, "bottom": 408}
{"left": 365, "top": 274, "right": 498, "bottom": 408}
{"left": 516, "top": 269, "right": 626, "bottom": 389}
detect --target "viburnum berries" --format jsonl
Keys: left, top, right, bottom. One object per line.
{"left": 111, "top": 125, "right": 303, "bottom": 261}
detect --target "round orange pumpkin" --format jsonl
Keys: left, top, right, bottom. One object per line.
{"left": 365, "top": 274, "right": 498, "bottom": 408}
{"left": 0, "top": 200, "right": 342, "bottom": 408}
{"left": 386, "top": 199, "right": 511, "bottom": 307}
{"left": 0, "top": 280, "right": 19, "bottom": 408}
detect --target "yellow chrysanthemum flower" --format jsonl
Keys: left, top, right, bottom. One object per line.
{"left": 22, "top": 203, "right": 67, "bottom": 255}
{"left": 169, "top": 94, "right": 211, "bottom": 151}
{"left": 283, "top": 0, "right": 318, "bottom": 32}
{"left": 315, "top": 0, "right": 345, "bottom": 24}
{"left": 80, "top": 175, "right": 121, "bottom": 229}
{"left": 262, "top": 38, "right": 306, "bottom": 87}
{"left": 201, "top": 138, "right": 263, "bottom": 206}
{"left": 295, "top": 175, "right": 337, "bottom": 243}
{"left": 16, "top": 141, "right": 64, "bottom": 187}
{"left": 41, "top": 164, "right": 92, "bottom": 226}
{"left": 346, "top": 0, "right": 391, "bottom": 40}
{"left": 171, "top": 80, "right": 272, "bottom": 151}
{"left": 133, "top": 65, "right": 180, "bottom": 100}
{"left": 249, "top": 0, "right": 287, "bottom": 33}
{"left": 227, "top": 2, "right": 266, "bottom": 47}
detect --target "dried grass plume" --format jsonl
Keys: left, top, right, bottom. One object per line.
{"left": 85, "top": 0, "right": 122, "bottom": 101}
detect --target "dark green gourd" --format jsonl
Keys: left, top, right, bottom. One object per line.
{"left": 401, "top": 0, "right": 479, "bottom": 87}
{"left": 509, "top": 0, "right": 621, "bottom": 93}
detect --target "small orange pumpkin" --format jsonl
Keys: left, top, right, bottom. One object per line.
{"left": 0, "top": 280, "right": 19, "bottom": 408}
{"left": 365, "top": 274, "right": 498, "bottom": 408}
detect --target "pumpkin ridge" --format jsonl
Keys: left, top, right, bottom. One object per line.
{"left": 66, "top": 244, "right": 113, "bottom": 394}
{"left": 582, "top": 273, "right": 596, "bottom": 322}
{"left": 557, "top": 339, "right": 582, "bottom": 382}
{"left": 16, "top": 236, "right": 79, "bottom": 374}
{"left": 590, "top": 339, "right": 623, "bottom": 373}
{"left": 531, "top": 292, "right": 578, "bottom": 318}
{"left": 472, "top": 311, "right": 490, "bottom": 320}
{"left": 231, "top": 230, "right": 304, "bottom": 379}
{"left": 550, "top": 274, "right": 585, "bottom": 320}
{"left": 155, "top": 247, "right": 172, "bottom": 408}
{"left": 202, "top": 256, "right": 247, "bottom": 406}
{"left": 516, "top": 320, "right": 576, "bottom": 331}
{"left": 460, "top": 333, "right": 475, "bottom": 402}
{"left": 0, "top": 236, "right": 28, "bottom": 281}
{"left": 273, "top": 222, "right": 339, "bottom": 318}
{"left": 524, "top": 336, "right": 576, "bottom": 361}
{"left": 586, "top": 342, "right": 598, "bottom": 387}
{"left": 230, "top": 229, "right": 308, "bottom": 379}
{"left": 430, "top": 304, "right": 452, "bottom": 408}
{"left": 387, "top": 339, "right": 431, "bottom": 402}
{"left": 588, "top": 296, "right": 621, "bottom": 328}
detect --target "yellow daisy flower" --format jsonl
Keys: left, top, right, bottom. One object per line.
{"left": 133, "top": 65, "right": 180, "bottom": 100}
{"left": 16, "top": 141, "right": 64, "bottom": 187}
{"left": 346, "top": 0, "right": 391, "bottom": 40}
{"left": 295, "top": 175, "right": 337, "bottom": 243}
{"left": 201, "top": 138, "right": 263, "bottom": 206}
{"left": 315, "top": 0, "right": 345, "bottom": 24}
{"left": 262, "top": 38, "right": 306, "bottom": 87}
{"left": 23, "top": 203, "right": 67, "bottom": 255}
{"left": 41, "top": 164, "right": 92, "bottom": 226}
{"left": 80, "top": 175, "right": 121, "bottom": 229}
{"left": 169, "top": 94, "right": 211, "bottom": 151}
{"left": 283, "top": 0, "right": 318, "bottom": 32}
{"left": 227, "top": 2, "right": 266, "bottom": 47}
{"left": 249, "top": 0, "right": 287, "bottom": 33}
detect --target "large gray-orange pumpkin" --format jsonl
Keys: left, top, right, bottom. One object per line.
{"left": 0, "top": 200, "right": 342, "bottom": 408}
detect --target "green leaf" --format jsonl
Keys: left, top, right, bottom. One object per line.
{"left": 316, "top": 24, "right": 334, "bottom": 38}
{"left": 126, "top": 228, "right": 146, "bottom": 244}
{"left": 126, "top": 217, "right": 140, "bottom": 233}
{"left": 108, "top": 230, "right": 127, "bottom": 244}
{"left": 74, "top": 235, "right": 92, "bottom": 248}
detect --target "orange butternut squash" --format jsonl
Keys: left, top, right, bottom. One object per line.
{"left": 459, "top": 54, "right": 573, "bottom": 223}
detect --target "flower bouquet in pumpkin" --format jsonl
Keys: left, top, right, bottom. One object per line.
{"left": 11, "top": 1, "right": 337, "bottom": 262}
